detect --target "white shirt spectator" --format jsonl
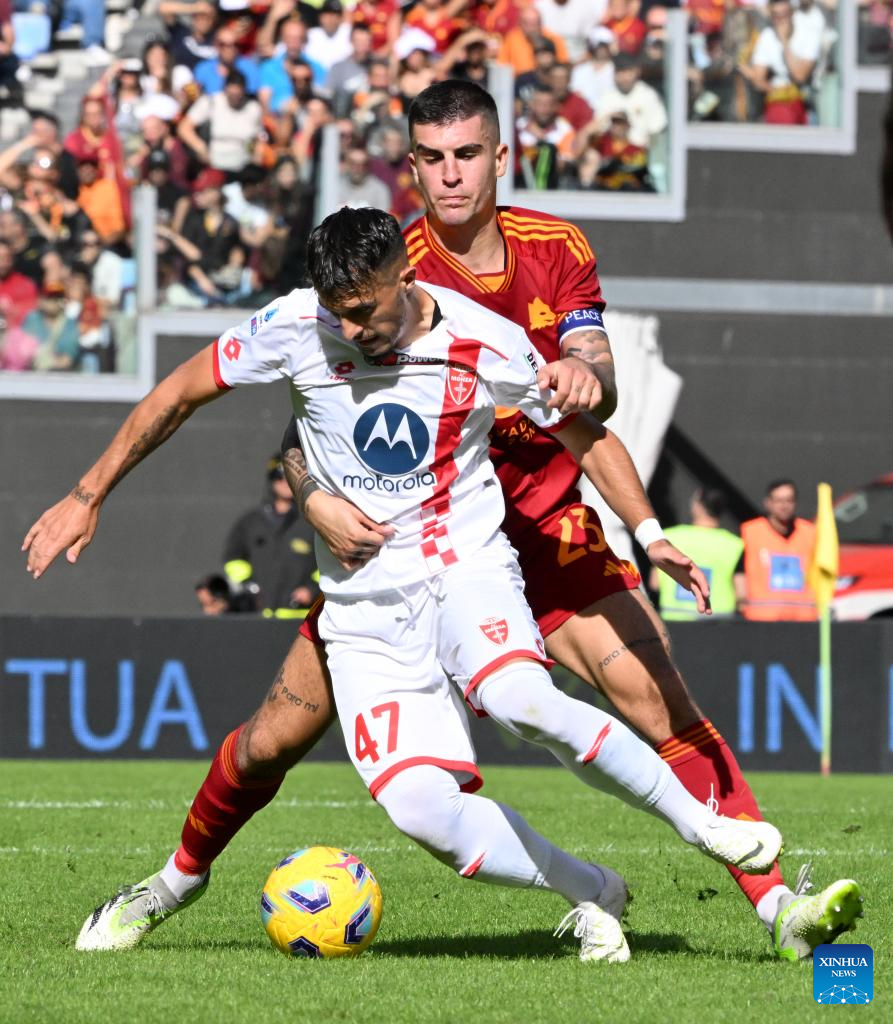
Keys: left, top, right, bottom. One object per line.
{"left": 571, "top": 58, "right": 616, "bottom": 113}
{"left": 187, "top": 92, "right": 263, "bottom": 172}
{"left": 305, "top": 22, "right": 353, "bottom": 71}
{"left": 597, "top": 80, "right": 668, "bottom": 148}
{"left": 535, "top": 0, "right": 606, "bottom": 62}
{"left": 223, "top": 182, "right": 270, "bottom": 232}
{"left": 751, "top": 20, "right": 822, "bottom": 88}
{"left": 337, "top": 171, "right": 392, "bottom": 211}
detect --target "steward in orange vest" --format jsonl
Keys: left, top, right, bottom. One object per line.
{"left": 740, "top": 479, "right": 817, "bottom": 621}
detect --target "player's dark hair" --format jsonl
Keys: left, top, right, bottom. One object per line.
{"left": 408, "top": 80, "right": 500, "bottom": 143}
{"left": 695, "top": 487, "right": 727, "bottom": 519}
{"left": 765, "top": 478, "right": 798, "bottom": 498}
{"left": 307, "top": 207, "right": 407, "bottom": 301}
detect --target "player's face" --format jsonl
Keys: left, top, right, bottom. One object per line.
{"left": 409, "top": 115, "right": 508, "bottom": 230}
{"left": 323, "top": 262, "right": 416, "bottom": 358}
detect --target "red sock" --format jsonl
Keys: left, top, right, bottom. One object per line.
{"left": 174, "top": 726, "right": 284, "bottom": 875}
{"left": 656, "top": 719, "right": 785, "bottom": 907}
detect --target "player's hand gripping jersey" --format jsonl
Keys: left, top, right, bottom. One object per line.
{"left": 213, "top": 283, "right": 564, "bottom": 596}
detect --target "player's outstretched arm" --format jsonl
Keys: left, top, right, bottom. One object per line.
{"left": 554, "top": 414, "right": 711, "bottom": 614}
{"left": 280, "top": 418, "right": 394, "bottom": 572}
{"left": 23, "top": 344, "right": 223, "bottom": 580}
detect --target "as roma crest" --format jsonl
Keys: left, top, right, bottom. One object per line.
{"left": 479, "top": 617, "right": 509, "bottom": 645}
{"left": 447, "top": 365, "right": 477, "bottom": 406}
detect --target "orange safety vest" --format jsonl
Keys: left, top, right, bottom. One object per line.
{"left": 740, "top": 517, "right": 817, "bottom": 621}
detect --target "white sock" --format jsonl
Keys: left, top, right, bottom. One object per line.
{"left": 477, "top": 664, "right": 714, "bottom": 845}
{"left": 159, "top": 852, "right": 208, "bottom": 902}
{"left": 376, "top": 764, "right": 606, "bottom": 905}
{"left": 756, "top": 884, "right": 792, "bottom": 931}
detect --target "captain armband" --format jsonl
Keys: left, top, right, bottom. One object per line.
{"left": 557, "top": 308, "right": 606, "bottom": 343}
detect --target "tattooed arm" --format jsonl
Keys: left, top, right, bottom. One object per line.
{"left": 279, "top": 416, "right": 394, "bottom": 570}
{"left": 23, "top": 344, "right": 224, "bottom": 579}
{"left": 560, "top": 328, "right": 617, "bottom": 421}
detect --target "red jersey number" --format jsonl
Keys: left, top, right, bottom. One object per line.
{"left": 354, "top": 701, "right": 401, "bottom": 764}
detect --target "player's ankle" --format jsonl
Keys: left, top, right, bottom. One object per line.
{"left": 163, "top": 851, "right": 210, "bottom": 902}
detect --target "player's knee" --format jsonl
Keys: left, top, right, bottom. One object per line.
{"left": 238, "top": 718, "right": 303, "bottom": 776}
{"left": 477, "top": 663, "right": 567, "bottom": 745}
{"left": 376, "top": 765, "right": 463, "bottom": 853}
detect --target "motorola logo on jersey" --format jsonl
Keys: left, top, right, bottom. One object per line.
{"left": 353, "top": 403, "right": 430, "bottom": 476}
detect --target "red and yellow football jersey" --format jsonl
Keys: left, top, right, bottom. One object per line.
{"left": 403, "top": 206, "right": 605, "bottom": 541}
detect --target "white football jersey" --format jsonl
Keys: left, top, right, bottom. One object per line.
{"left": 213, "top": 282, "right": 565, "bottom": 595}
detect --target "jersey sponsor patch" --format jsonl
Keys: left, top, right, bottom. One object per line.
{"left": 479, "top": 617, "right": 509, "bottom": 645}
{"left": 353, "top": 403, "right": 429, "bottom": 476}
{"left": 557, "top": 308, "right": 605, "bottom": 342}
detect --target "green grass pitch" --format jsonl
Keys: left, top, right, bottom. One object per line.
{"left": 0, "top": 762, "right": 887, "bottom": 1024}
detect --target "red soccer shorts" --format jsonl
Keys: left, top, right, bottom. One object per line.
{"left": 300, "top": 502, "right": 640, "bottom": 646}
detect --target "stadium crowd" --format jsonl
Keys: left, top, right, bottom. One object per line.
{"left": 0, "top": 0, "right": 880, "bottom": 373}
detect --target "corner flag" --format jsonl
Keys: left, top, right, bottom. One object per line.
{"left": 810, "top": 483, "right": 838, "bottom": 776}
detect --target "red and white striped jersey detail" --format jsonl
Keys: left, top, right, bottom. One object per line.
{"left": 418, "top": 333, "right": 484, "bottom": 573}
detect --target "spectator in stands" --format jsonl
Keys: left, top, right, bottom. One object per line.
{"left": 66, "top": 265, "right": 114, "bottom": 373}
{"left": 223, "top": 164, "right": 272, "bottom": 249}
{"left": 194, "top": 26, "right": 260, "bottom": 96}
{"left": 290, "top": 95, "right": 334, "bottom": 178}
{"left": 143, "top": 150, "right": 189, "bottom": 231}
{"left": 178, "top": 69, "right": 264, "bottom": 174}
{"left": 78, "top": 230, "right": 126, "bottom": 315}
{"left": 142, "top": 38, "right": 195, "bottom": 111}
{"left": 535, "top": 0, "right": 605, "bottom": 63}
{"left": 351, "top": 56, "right": 404, "bottom": 126}
{"left": 194, "top": 573, "right": 235, "bottom": 615}
{"left": 223, "top": 455, "right": 320, "bottom": 618}
{"left": 571, "top": 29, "right": 617, "bottom": 114}
{"left": 0, "top": 209, "right": 43, "bottom": 283}
{"left": 369, "top": 124, "right": 422, "bottom": 222}
{"left": 110, "top": 60, "right": 147, "bottom": 161}
{"left": 18, "top": 155, "right": 92, "bottom": 259}
{"left": 274, "top": 59, "right": 325, "bottom": 141}
{"left": 517, "top": 83, "right": 575, "bottom": 188}
{"left": 739, "top": 0, "right": 820, "bottom": 125}
{"left": 549, "top": 62, "right": 594, "bottom": 131}
{"left": 134, "top": 114, "right": 190, "bottom": 192}
{"left": 59, "top": 0, "right": 111, "bottom": 68}
{"left": 353, "top": 0, "right": 401, "bottom": 56}
{"left": 603, "top": 0, "right": 647, "bottom": 56}
{"left": 337, "top": 145, "right": 391, "bottom": 210}
{"left": 0, "top": 0, "right": 19, "bottom": 106}
{"left": 305, "top": 0, "right": 353, "bottom": 73}
{"left": 403, "top": 0, "right": 467, "bottom": 54}
{"left": 516, "top": 37, "right": 559, "bottom": 114}
{"left": 444, "top": 30, "right": 490, "bottom": 87}
{"left": 177, "top": 167, "right": 240, "bottom": 303}
{"left": 28, "top": 112, "right": 79, "bottom": 200}
{"left": 649, "top": 487, "right": 745, "bottom": 621}
{"left": 21, "top": 281, "right": 80, "bottom": 371}
{"left": 327, "top": 21, "right": 374, "bottom": 118}
{"left": 160, "top": 0, "right": 219, "bottom": 70}
{"left": 740, "top": 479, "right": 817, "bottom": 621}
{"left": 498, "top": 6, "right": 570, "bottom": 75}
{"left": 259, "top": 17, "right": 325, "bottom": 114}
{"left": 592, "top": 52, "right": 668, "bottom": 148}
{"left": 0, "top": 238, "right": 37, "bottom": 328}
{"left": 575, "top": 109, "right": 655, "bottom": 190}
{"left": 76, "top": 156, "right": 126, "bottom": 247}
{"left": 64, "top": 94, "right": 127, "bottom": 219}
{"left": 395, "top": 34, "right": 439, "bottom": 105}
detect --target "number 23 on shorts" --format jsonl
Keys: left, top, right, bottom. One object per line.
{"left": 355, "top": 702, "right": 401, "bottom": 764}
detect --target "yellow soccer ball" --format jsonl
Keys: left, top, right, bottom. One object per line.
{"left": 260, "top": 846, "right": 382, "bottom": 958}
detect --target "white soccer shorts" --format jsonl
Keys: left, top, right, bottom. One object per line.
{"left": 318, "top": 535, "right": 551, "bottom": 799}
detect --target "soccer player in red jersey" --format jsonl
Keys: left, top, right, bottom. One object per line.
{"left": 30, "top": 81, "right": 861, "bottom": 958}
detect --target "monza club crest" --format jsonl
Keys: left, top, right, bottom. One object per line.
{"left": 447, "top": 365, "right": 477, "bottom": 406}
{"left": 479, "top": 617, "right": 509, "bottom": 645}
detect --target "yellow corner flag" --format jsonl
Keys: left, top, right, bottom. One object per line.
{"left": 809, "top": 482, "right": 839, "bottom": 611}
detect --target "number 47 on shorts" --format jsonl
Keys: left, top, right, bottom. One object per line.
{"left": 355, "top": 702, "right": 400, "bottom": 764}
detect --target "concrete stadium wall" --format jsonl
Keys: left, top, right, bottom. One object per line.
{"left": 1, "top": 617, "right": 890, "bottom": 772}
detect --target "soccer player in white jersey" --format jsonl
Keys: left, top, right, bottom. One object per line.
{"left": 27, "top": 208, "right": 782, "bottom": 962}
